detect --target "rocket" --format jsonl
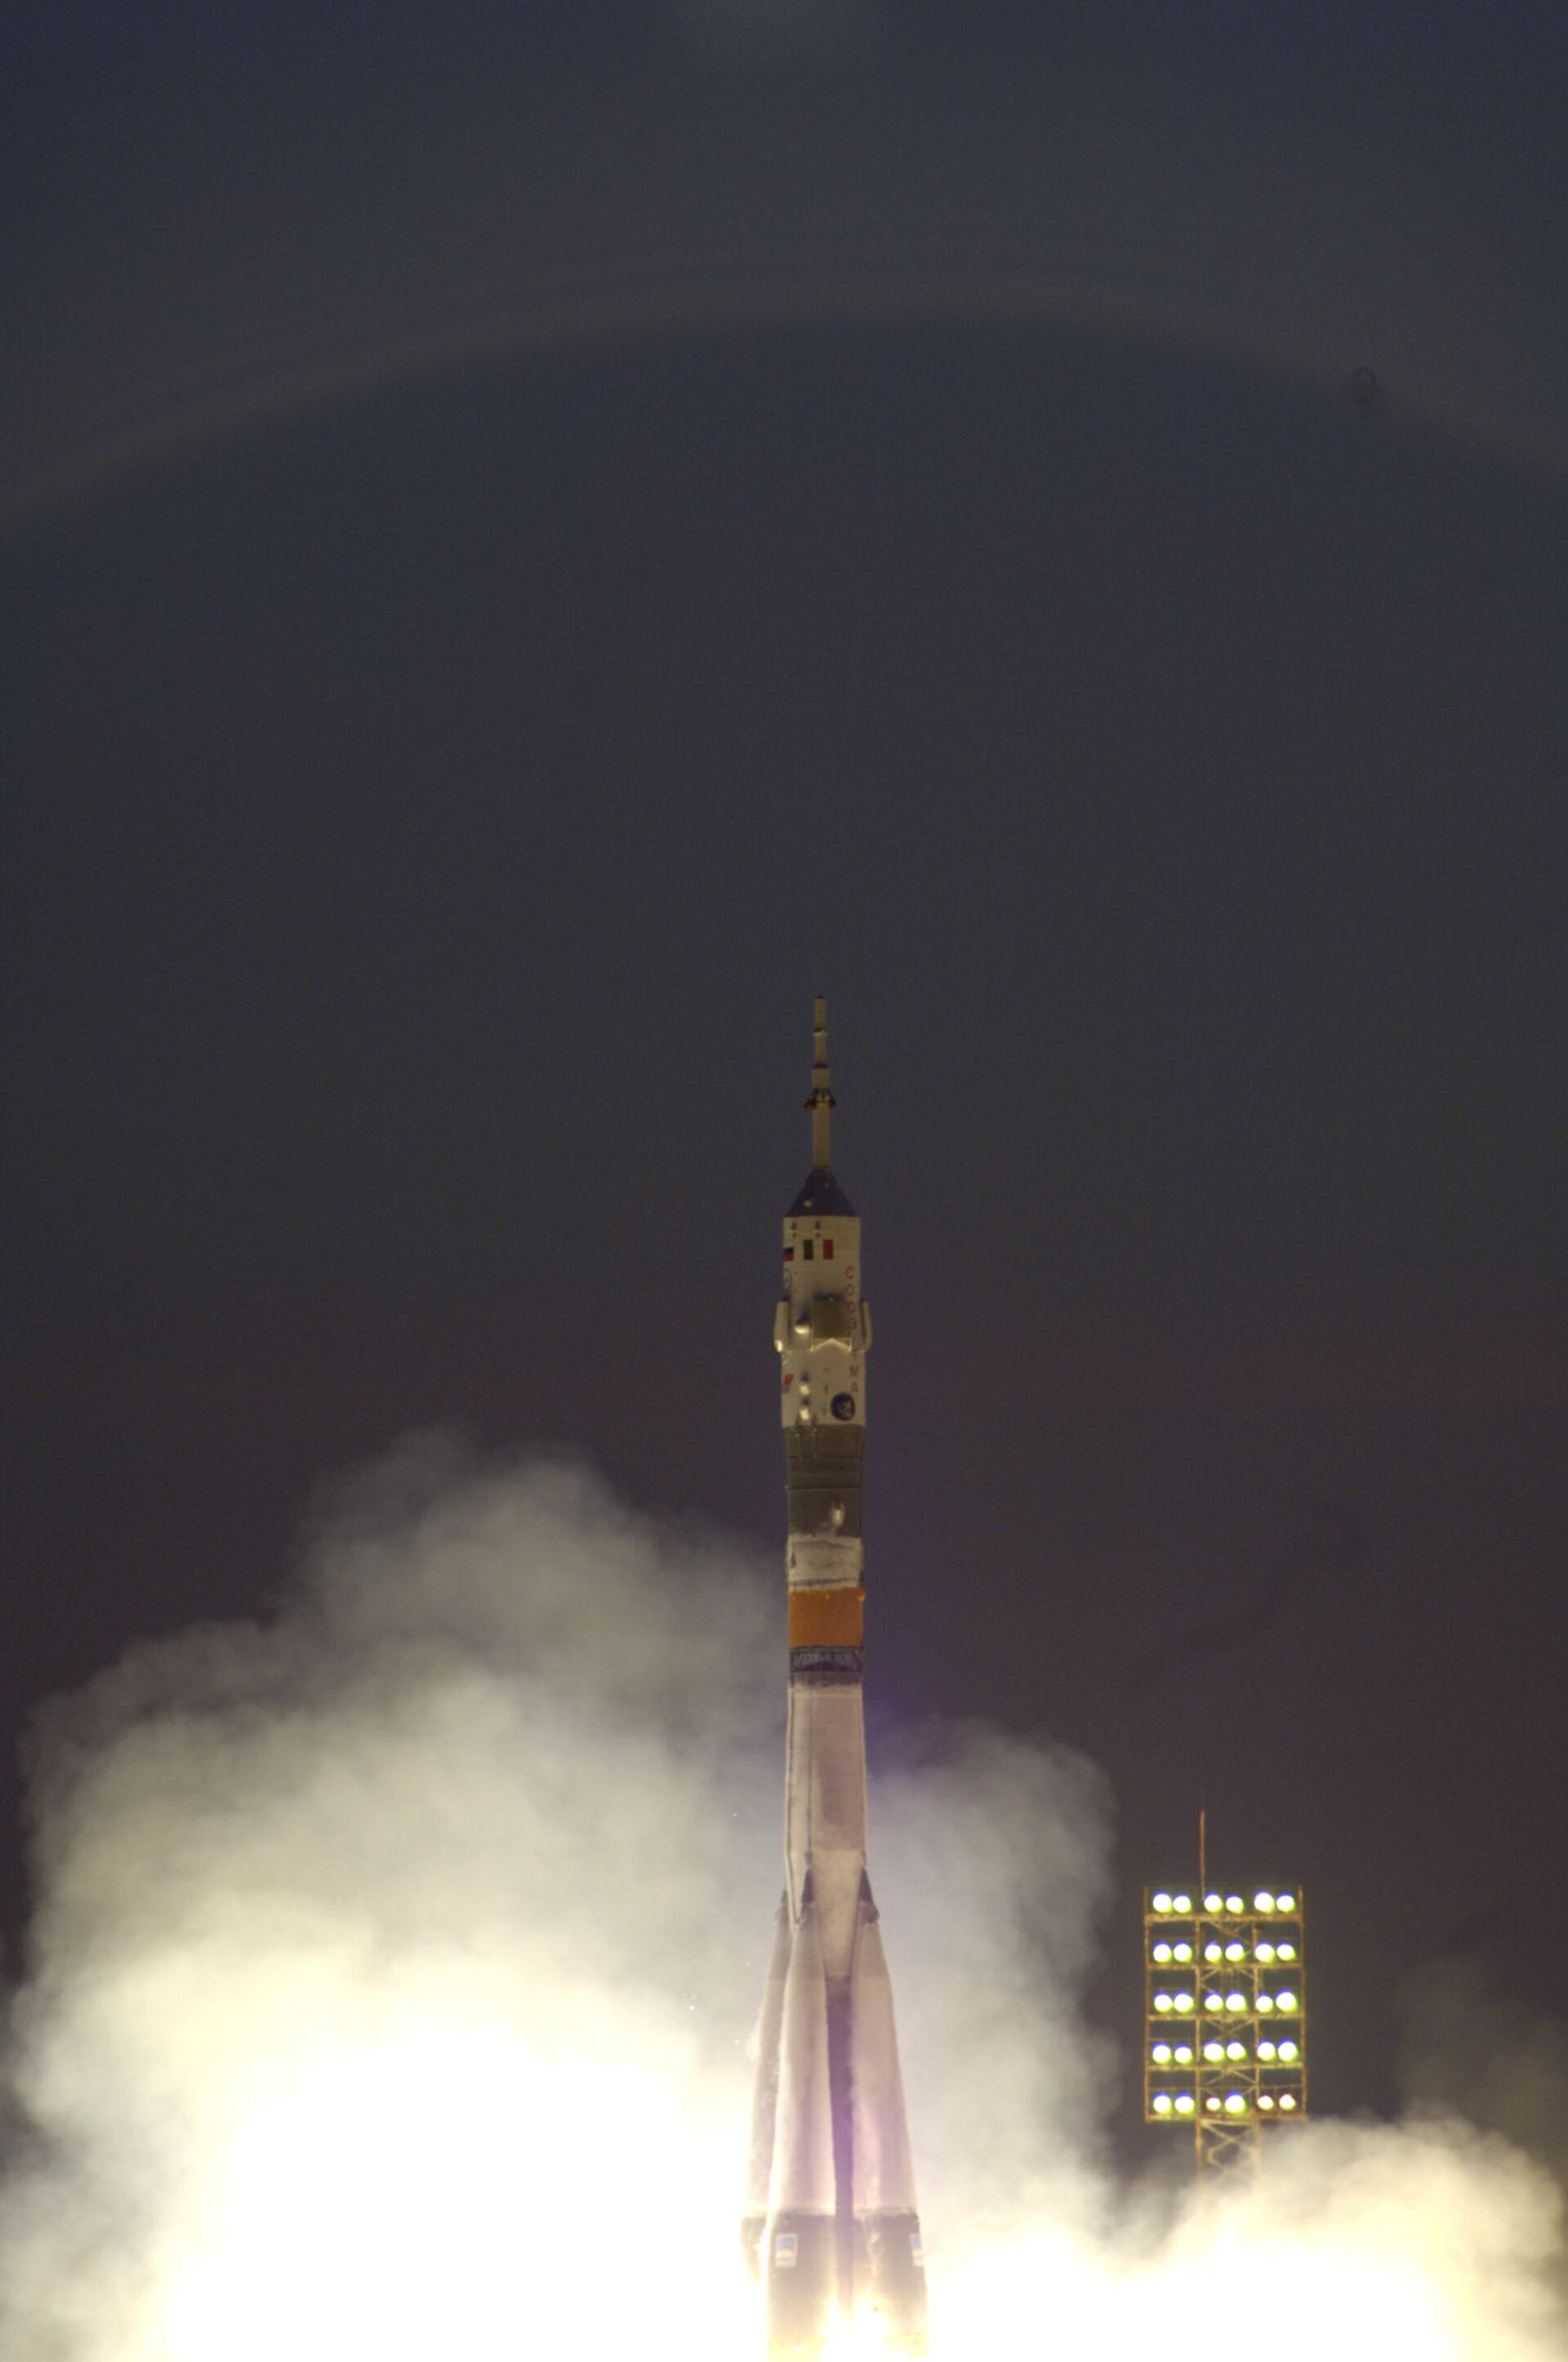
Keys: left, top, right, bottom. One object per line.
{"left": 742, "top": 1000, "right": 929, "bottom": 2359}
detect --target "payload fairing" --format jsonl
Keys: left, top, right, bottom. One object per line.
{"left": 742, "top": 1002, "right": 929, "bottom": 2359}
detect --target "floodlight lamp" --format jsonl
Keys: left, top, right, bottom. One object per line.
{"left": 1151, "top": 2043, "right": 1172, "bottom": 2064}
{"left": 1204, "top": 1941, "right": 1222, "bottom": 1962}
{"left": 1254, "top": 1892, "right": 1275, "bottom": 1911}
{"left": 1277, "top": 2041, "right": 1298, "bottom": 2062}
{"left": 1174, "top": 2045, "right": 1193, "bottom": 2064}
{"left": 1256, "top": 1994, "right": 1274, "bottom": 2012}
{"left": 1154, "top": 1994, "right": 1173, "bottom": 2012}
{"left": 1276, "top": 1894, "right": 1295, "bottom": 1911}
{"left": 1203, "top": 2041, "right": 1224, "bottom": 2061}
{"left": 1224, "top": 1941, "right": 1244, "bottom": 1960}
{"left": 1225, "top": 1894, "right": 1244, "bottom": 1912}
{"left": 1258, "top": 2094, "right": 1275, "bottom": 2110}
{"left": 1226, "top": 2040, "right": 1245, "bottom": 2060}
{"left": 1255, "top": 1941, "right": 1275, "bottom": 1962}
{"left": 1206, "top": 2097, "right": 1221, "bottom": 2112}
{"left": 1256, "top": 2041, "right": 1276, "bottom": 2060}
{"left": 1173, "top": 1893, "right": 1192, "bottom": 1912}
{"left": 1174, "top": 1941, "right": 1193, "bottom": 1961}
{"left": 1176, "top": 2094, "right": 1195, "bottom": 2114}
{"left": 1225, "top": 1992, "right": 1246, "bottom": 2012}
{"left": 1152, "top": 1941, "right": 1172, "bottom": 1962}
{"left": 1204, "top": 1892, "right": 1222, "bottom": 1910}
{"left": 1152, "top": 2095, "right": 1173, "bottom": 2115}
{"left": 1276, "top": 1941, "right": 1297, "bottom": 1961}
{"left": 1276, "top": 1990, "right": 1297, "bottom": 2011}
{"left": 1280, "top": 2094, "right": 1298, "bottom": 2111}
{"left": 1152, "top": 1892, "right": 1173, "bottom": 1913}
{"left": 1174, "top": 1993, "right": 1194, "bottom": 2012}
{"left": 1223, "top": 2093, "right": 1246, "bottom": 2115}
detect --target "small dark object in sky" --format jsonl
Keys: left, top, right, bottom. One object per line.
{"left": 1132, "top": 1500, "right": 1368, "bottom": 1687}
{"left": 1343, "top": 364, "right": 1385, "bottom": 413}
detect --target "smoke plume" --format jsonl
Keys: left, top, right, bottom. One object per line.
{"left": 0, "top": 1437, "right": 1562, "bottom": 2358}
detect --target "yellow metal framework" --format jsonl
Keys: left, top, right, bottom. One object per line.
{"left": 1143, "top": 1883, "right": 1307, "bottom": 2181}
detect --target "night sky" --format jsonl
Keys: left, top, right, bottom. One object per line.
{"left": 4, "top": 0, "right": 1568, "bottom": 2169}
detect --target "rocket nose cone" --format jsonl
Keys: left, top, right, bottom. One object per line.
{"left": 786, "top": 1168, "right": 858, "bottom": 1218}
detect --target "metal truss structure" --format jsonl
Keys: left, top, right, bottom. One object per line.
{"left": 1143, "top": 1883, "right": 1307, "bottom": 2181}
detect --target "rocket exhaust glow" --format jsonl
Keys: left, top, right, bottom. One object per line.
{"left": 742, "top": 1001, "right": 929, "bottom": 2360}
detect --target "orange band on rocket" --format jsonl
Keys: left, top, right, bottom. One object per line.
{"left": 788, "top": 1586, "right": 866, "bottom": 1647}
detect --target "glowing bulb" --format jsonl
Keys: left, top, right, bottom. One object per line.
{"left": 1174, "top": 1993, "right": 1194, "bottom": 2012}
{"left": 1276, "top": 1941, "right": 1297, "bottom": 1962}
{"left": 1224, "top": 1941, "right": 1244, "bottom": 1960}
{"left": 1255, "top": 1942, "right": 1276, "bottom": 1963}
{"left": 1204, "top": 1943, "right": 1222, "bottom": 1962}
{"left": 1152, "top": 1941, "right": 1172, "bottom": 1962}
{"left": 1151, "top": 2043, "right": 1172, "bottom": 2064}
{"left": 1224, "top": 2092, "right": 1246, "bottom": 2114}
{"left": 1256, "top": 1994, "right": 1274, "bottom": 2012}
{"left": 1276, "top": 1894, "right": 1296, "bottom": 1911}
{"left": 1276, "top": 1990, "right": 1297, "bottom": 2011}
{"left": 1225, "top": 1993, "right": 1245, "bottom": 2012}
{"left": 1226, "top": 2040, "right": 1246, "bottom": 2060}
{"left": 1154, "top": 1994, "right": 1173, "bottom": 2013}
{"left": 1204, "top": 1892, "right": 1222, "bottom": 1911}
{"left": 1257, "top": 2041, "right": 1276, "bottom": 2060}
{"left": 1175, "top": 2094, "right": 1195, "bottom": 2113}
{"left": 1203, "top": 2041, "right": 1223, "bottom": 2062}
{"left": 1225, "top": 1894, "right": 1244, "bottom": 1913}
{"left": 1280, "top": 2093, "right": 1298, "bottom": 2110}
{"left": 1152, "top": 1891, "right": 1174, "bottom": 1913}
{"left": 1278, "top": 2040, "right": 1298, "bottom": 2061}
{"left": 1205, "top": 2097, "right": 1221, "bottom": 2112}
{"left": 1173, "top": 1893, "right": 1192, "bottom": 1912}
{"left": 1152, "top": 2094, "right": 1173, "bottom": 2115}
{"left": 1174, "top": 2045, "right": 1193, "bottom": 2063}
{"left": 1258, "top": 2094, "right": 1276, "bottom": 2110}
{"left": 1254, "top": 1892, "right": 1275, "bottom": 1911}
{"left": 1174, "top": 1942, "right": 1193, "bottom": 1962}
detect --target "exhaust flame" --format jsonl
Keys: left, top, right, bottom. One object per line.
{"left": 164, "top": 2024, "right": 752, "bottom": 2362}
{"left": 0, "top": 1441, "right": 1563, "bottom": 2360}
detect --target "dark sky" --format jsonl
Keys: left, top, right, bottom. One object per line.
{"left": 3, "top": 0, "right": 1568, "bottom": 2165}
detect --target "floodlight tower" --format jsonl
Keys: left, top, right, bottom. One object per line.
{"left": 1143, "top": 1884, "right": 1307, "bottom": 2181}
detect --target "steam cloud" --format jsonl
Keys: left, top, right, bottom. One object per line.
{"left": 0, "top": 1437, "right": 1562, "bottom": 2358}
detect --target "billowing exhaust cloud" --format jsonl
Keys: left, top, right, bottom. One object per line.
{"left": 1, "top": 1437, "right": 1562, "bottom": 2359}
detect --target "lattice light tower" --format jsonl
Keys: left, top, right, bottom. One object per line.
{"left": 1143, "top": 1884, "right": 1307, "bottom": 2178}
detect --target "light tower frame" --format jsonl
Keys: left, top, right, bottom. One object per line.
{"left": 1143, "top": 1883, "right": 1307, "bottom": 2179}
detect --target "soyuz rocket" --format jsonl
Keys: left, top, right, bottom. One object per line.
{"left": 742, "top": 1001, "right": 929, "bottom": 2359}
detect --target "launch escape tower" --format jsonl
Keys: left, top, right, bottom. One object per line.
{"left": 1143, "top": 1882, "right": 1308, "bottom": 2180}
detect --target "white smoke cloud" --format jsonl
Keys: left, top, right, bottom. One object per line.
{"left": 1402, "top": 1957, "right": 1568, "bottom": 2196}
{"left": 1, "top": 1436, "right": 1564, "bottom": 2359}
{"left": 873, "top": 1723, "right": 1117, "bottom": 2257}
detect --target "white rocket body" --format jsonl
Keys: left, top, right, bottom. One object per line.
{"left": 742, "top": 1005, "right": 928, "bottom": 2360}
